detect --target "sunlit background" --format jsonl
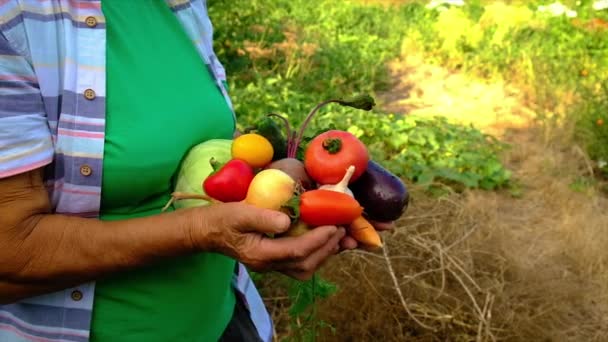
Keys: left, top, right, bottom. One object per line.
{"left": 208, "top": 1, "right": 608, "bottom": 340}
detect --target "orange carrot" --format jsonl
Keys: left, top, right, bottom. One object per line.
{"left": 348, "top": 215, "right": 382, "bottom": 248}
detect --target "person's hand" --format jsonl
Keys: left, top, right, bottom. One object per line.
{"left": 338, "top": 220, "right": 395, "bottom": 251}
{"left": 189, "top": 202, "right": 345, "bottom": 280}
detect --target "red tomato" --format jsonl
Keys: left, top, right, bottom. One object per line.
{"left": 299, "top": 189, "right": 363, "bottom": 226}
{"left": 304, "top": 130, "right": 369, "bottom": 184}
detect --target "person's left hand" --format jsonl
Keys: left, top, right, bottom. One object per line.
{"left": 338, "top": 220, "right": 394, "bottom": 251}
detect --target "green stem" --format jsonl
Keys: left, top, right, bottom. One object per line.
{"left": 209, "top": 158, "right": 222, "bottom": 172}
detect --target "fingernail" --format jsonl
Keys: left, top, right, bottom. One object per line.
{"left": 337, "top": 227, "right": 346, "bottom": 237}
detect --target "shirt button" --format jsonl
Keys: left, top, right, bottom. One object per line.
{"left": 84, "top": 89, "right": 96, "bottom": 100}
{"left": 85, "top": 16, "right": 97, "bottom": 28}
{"left": 71, "top": 290, "right": 83, "bottom": 301}
{"left": 80, "top": 164, "right": 93, "bottom": 177}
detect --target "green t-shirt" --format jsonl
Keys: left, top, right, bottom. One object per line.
{"left": 90, "top": 2, "right": 237, "bottom": 341}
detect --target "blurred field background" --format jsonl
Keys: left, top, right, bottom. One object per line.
{"left": 207, "top": 0, "right": 608, "bottom": 340}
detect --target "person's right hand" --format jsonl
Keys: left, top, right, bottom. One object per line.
{"left": 188, "top": 202, "right": 345, "bottom": 281}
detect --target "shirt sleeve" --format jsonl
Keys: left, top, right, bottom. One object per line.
{"left": 200, "top": 3, "right": 227, "bottom": 84}
{"left": 0, "top": 31, "right": 53, "bottom": 179}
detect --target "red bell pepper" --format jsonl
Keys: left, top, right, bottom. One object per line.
{"left": 203, "top": 158, "right": 254, "bottom": 202}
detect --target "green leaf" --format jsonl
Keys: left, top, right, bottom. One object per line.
{"left": 281, "top": 195, "right": 301, "bottom": 221}
{"left": 287, "top": 274, "right": 337, "bottom": 318}
{"left": 337, "top": 94, "right": 376, "bottom": 111}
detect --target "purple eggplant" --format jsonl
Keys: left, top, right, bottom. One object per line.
{"left": 350, "top": 160, "right": 409, "bottom": 222}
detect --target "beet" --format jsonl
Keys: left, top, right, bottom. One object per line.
{"left": 266, "top": 158, "right": 315, "bottom": 190}
{"left": 350, "top": 160, "right": 409, "bottom": 222}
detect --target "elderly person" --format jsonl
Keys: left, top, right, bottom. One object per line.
{"left": 0, "top": 1, "right": 392, "bottom": 341}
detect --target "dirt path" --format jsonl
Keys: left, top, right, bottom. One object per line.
{"left": 378, "top": 55, "right": 536, "bottom": 137}
{"left": 370, "top": 54, "right": 608, "bottom": 340}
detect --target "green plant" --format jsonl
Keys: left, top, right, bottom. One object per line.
{"left": 575, "top": 79, "right": 608, "bottom": 177}
{"left": 309, "top": 109, "right": 512, "bottom": 191}
{"left": 400, "top": 2, "right": 608, "bottom": 175}
{"left": 206, "top": 0, "right": 535, "bottom": 338}
{"left": 282, "top": 275, "right": 337, "bottom": 342}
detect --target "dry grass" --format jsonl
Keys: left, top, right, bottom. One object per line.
{"left": 265, "top": 140, "right": 608, "bottom": 341}
{"left": 263, "top": 52, "right": 608, "bottom": 341}
{"left": 310, "top": 126, "right": 608, "bottom": 341}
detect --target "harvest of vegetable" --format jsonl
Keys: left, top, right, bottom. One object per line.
{"left": 163, "top": 94, "right": 409, "bottom": 249}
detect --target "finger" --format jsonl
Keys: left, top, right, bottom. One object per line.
{"left": 369, "top": 220, "right": 395, "bottom": 231}
{"left": 256, "top": 225, "right": 338, "bottom": 262}
{"left": 297, "top": 227, "right": 345, "bottom": 269}
{"left": 339, "top": 235, "right": 358, "bottom": 251}
{"left": 228, "top": 203, "right": 291, "bottom": 234}
{"left": 282, "top": 228, "right": 346, "bottom": 280}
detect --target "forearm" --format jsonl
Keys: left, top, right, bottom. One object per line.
{"left": 0, "top": 172, "right": 202, "bottom": 305}
{"left": 16, "top": 209, "right": 196, "bottom": 281}
{"left": 0, "top": 208, "right": 198, "bottom": 303}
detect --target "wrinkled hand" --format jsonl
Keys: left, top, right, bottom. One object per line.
{"left": 339, "top": 220, "right": 394, "bottom": 251}
{"left": 191, "top": 202, "right": 344, "bottom": 280}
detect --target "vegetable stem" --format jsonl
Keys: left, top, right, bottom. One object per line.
{"left": 321, "top": 138, "right": 343, "bottom": 154}
{"left": 291, "top": 94, "right": 375, "bottom": 155}
{"left": 288, "top": 131, "right": 297, "bottom": 159}
{"left": 292, "top": 99, "right": 340, "bottom": 155}
{"left": 335, "top": 165, "right": 355, "bottom": 190}
{"left": 267, "top": 113, "right": 301, "bottom": 159}
{"left": 161, "top": 192, "right": 220, "bottom": 212}
{"left": 209, "top": 158, "right": 222, "bottom": 172}
{"left": 318, "top": 165, "right": 355, "bottom": 195}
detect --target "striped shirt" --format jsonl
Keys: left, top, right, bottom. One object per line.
{"left": 0, "top": 1, "right": 272, "bottom": 341}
